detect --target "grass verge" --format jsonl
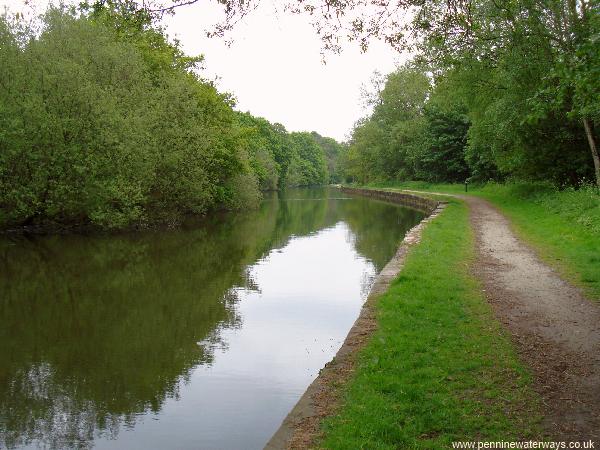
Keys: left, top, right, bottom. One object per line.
{"left": 373, "top": 181, "right": 600, "bottom": 300}
{"left": 320, "top": 198, "right": 541, "bottom": 449}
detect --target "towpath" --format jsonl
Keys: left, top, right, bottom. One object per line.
{"left": 405, "top": 190, "right": 600, "bottom": 443}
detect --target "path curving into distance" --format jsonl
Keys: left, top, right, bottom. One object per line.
{"left": 406, "top": 190, "right": 600, "bottom": 443}
{"left": 467, "top": 195, "right": 600, "bottom": 443}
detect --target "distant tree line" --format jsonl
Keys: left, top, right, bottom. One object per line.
{"left": 0, "top": 5, "right": 338, "bottom": 230}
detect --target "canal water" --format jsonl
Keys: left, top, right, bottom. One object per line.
{"left": 0, "top": 188, "right": 424, "bottom": 450}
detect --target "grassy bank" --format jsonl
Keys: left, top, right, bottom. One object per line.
{"left": 375, "top": 182, "right": 600, "bottom": 301}
{"left": 320, "top": 198, "right": 541, "bottom": 449}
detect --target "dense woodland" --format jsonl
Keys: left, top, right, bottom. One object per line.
{"left": 0, "top": 5, "right": 340, "bottom": 230}
{"left": 1, "top": 0, "right": 598, "bottom": 230}
{"left": 333, "top": 0, "right": 600, "bottom": 187}
{"left": 173, "top": 0, "right": 599, "bottom": 188}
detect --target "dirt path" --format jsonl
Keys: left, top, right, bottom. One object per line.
{"left": 407, "top": 189, "right": 600, "bottom": 441}
{"left": 463, "top": 195, "right": 600, "bottom": 443}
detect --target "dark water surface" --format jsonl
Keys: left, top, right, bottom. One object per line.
{"left": 0, "top": 188, "right": 424, "bottom": 450}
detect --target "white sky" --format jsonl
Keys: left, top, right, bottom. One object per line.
{"left": 1, "top": 0, "right": 406, "bottom": 141}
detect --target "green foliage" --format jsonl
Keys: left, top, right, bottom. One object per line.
{"left": 234, "top": 113, "right": 336, "bottom": 190}
{"left": 0, "top": 6, "right": 338, "bottom": 230}
{"left": 415, "top": 102, "right": 470, "bottom": 183}
{"left": 342, "top": 67, "right": 472, "bottom": 184}
{"left": 235, "top": 112, "right": 282, "bottom": 191}
{"left": 336, "top": 0, "right": 599, "bottom": 187}
{"left": 0, "top": 7, "right": 248, "bottom": 229}
{"left": 78, "top": 0, "right": 600, "bottom": 189}
{"left": 286, "top": 132, "right": 329, "bottom": 187}
{"left": 311, "top": 132, "right": 345, "bottom": 183}
{"left": 571, "top": 30, "right": 600, "bottom": 122}
{"left": 342, "top": 67, "right": 430, "bottom": 183}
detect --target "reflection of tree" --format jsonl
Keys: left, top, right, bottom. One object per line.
{"left": 337, "top": 195, "right": 425, "bottom": 270}
{"left": 338, "top": 193, "right": 425, "bottom": 301}
{"left": 0, "top": 200, "right": 286, "bottom": 449}
{"left": 359, "top": 269, "right": 377, "bottom": 300}
{"left": 0, "top": 187, "right": 424, "bottom": 449}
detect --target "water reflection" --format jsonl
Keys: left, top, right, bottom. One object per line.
{"left": 0, "top": 188, "right": 424, "bottom": 449}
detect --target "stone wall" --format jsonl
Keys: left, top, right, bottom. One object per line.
{"left": 340, "top": 186, "right": 440, "bottom": 214}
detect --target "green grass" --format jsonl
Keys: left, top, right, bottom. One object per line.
{"left": 372, "top": 181, "right": 600, "bottom": 300}
{"left": 320, "top": 199, "right": 541, "bottom": 449}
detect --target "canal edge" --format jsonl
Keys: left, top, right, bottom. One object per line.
{"left": 264, "top": 187, "right": 447, "bottom": 450}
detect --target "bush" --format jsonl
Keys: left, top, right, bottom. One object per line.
{"left": 0, "top": 8, "right": 255, "bottom": 229}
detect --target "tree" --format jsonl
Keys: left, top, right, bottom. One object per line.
{"left": 140, "top": 0, "right": 600, "bottom": 186}
{"left": 286, "top": 132, "right": 329, "bottom": 186}
{"left": 310, "top": 132, "right": 345, "bottom": 183}
{"left": 416, "top": 102, "right": 470, "bottom": 183}
{"left": 0, "top": 6, "right": 257, "bottom": 229}
{"left": 342, "top": 66, "right": 430, "bottom": 183}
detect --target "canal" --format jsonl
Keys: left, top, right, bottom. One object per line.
{"left": 0, "top": 187, "right": 424, "bottom": 450}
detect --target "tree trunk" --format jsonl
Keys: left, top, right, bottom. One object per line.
{"left": 583, "top": 118, "right": 600, "bottom": 186}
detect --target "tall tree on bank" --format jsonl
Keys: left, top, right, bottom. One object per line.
{"left": 343, "top": 66, "right": 472, "bottom": 184}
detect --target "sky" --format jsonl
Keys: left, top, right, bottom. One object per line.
{"left": 1, "top": 0, "right": 407, "bottom": 141}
